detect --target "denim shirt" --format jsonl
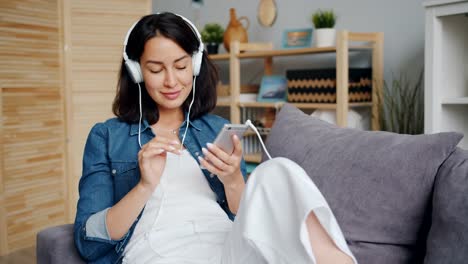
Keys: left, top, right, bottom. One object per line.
{"left": 74, "top": 113, "right": 247, "bottom": 263}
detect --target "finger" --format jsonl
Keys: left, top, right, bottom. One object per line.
{"left": 231, "top": 135, "right": 243, "bottom": 157}
{"left": 198, "top": 156, "right": 222, "bottom": 176}
{"left": 146, "top": 135, "right": 180, "bottom": 146}
{"left": 202, "top": 147, "right": 229, "bottom": 171}
{"left": 206, "top": 143, "right": 231, "bottom": 163}
{"left": 146, "top": 142, "right": 181, "bottom": 155}
{"left": 139, "top": 147, "right": 166, "bottom": 161}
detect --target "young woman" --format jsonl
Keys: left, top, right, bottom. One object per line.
{"left": 74, "top": 12, "right": 356, "bottom": 264}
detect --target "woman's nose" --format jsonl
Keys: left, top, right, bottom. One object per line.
{"left": 163, "top": 69, "right": 177, "bottom": 88}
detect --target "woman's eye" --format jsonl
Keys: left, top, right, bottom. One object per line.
{"left": 176, "top": 65, "right": 187, "bottom": 70}
{"left": 149, "top": 69, "right": 162, "bottom": 73}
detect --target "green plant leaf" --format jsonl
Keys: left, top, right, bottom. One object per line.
{"left": 379, "top": 69, "right": 424, "bottom": 134}
{"left": 201, "top": 23, "right": 224, "bottom": 43}
{"left": 311, "top": 9, "right": 337, "bottom": 28}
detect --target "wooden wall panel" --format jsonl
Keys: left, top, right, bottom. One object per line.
{"left": 0, "top": 0, "right": 150, "bottom": 256}
{"left": 3, "top": 89, "right": 65, "bottom": 251}
{"left": 0, "top": 0, "right": 65, "bottom": 255}
{"left": 65, "top": 0, "right": 151, "bottom": 220}
{"left": 0, "top": 85, "right": 6, "bottom": 255}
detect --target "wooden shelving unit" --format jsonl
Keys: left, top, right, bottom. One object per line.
{"left": 210, "top": 31, "right": 384, "bottom": 163}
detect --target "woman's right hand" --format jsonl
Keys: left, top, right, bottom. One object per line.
{"left": 137, "top": 136, "right": 181, "bottom": 191}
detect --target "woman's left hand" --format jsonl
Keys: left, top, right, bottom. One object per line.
{"left": 199, "top": 135, "right": 244, "bottom": 187}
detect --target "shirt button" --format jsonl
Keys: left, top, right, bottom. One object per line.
{"left": 112, "top": 169, "right": 117, "bottom": 174}
{"left": 195, "top": 152, "right": 200, "bottom": 156}
{"left": 209, "top": 173, "right": 214, "bottom": 178}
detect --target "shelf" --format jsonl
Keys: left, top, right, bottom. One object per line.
{"left": 441, "top": 97, "right": 468, "bottom": 105}
{"left": 209, "top": 53, "right": 230, "bottom": 60}
{"left": 245, "top": 127, "right": 271, "bottom": 136}
{"left": 238, "top": 101, "right": 373, "bottom": 109}
{"left": 213, "top": 30, "right": 383, "bottom": 133}
{"left": 212, "top": 31, "right": 384, "bottom": 164}
{"left": 236, "top": 45, "right": 373, "bottom": 59}
{"left": 244, "top": 153, "right": 262, "bottom": 163}
{"left": 209, "top": 45, "right": 373, "bottom": 61}
{"left": 216, "top": 100, "right": 231, "bottom": 107}
{"left": 216, "top": 96, "right": 231, "bottom": 106}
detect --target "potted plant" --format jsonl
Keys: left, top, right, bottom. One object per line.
{"left": 201, "top": 23, "right": 224, "bottom": 54}
{"left": 311, "top": 9, "right": 337, "bottom": 47}
{"left": 378, "top": 69, "right": 424, "bottom": 134}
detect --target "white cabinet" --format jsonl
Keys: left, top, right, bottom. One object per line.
{"left": 424, "top": 0, "right": 468, "bottom": 148}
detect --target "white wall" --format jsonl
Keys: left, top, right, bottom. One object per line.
{"left": 152, "top": 0, "right": 425, "bottom": 85}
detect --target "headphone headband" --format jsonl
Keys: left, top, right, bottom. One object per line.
{"left": 122, "top": 21, "right": 138, "bottom": 61}
{"left": 123, "top": 13, "right": 204, "bottom": 83}
{"left": 176, "top": 14, "right": 205, "bottom": 56}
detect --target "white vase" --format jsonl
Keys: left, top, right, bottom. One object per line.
{"left": 314, "top": 28, "right": 336, "bottom": 47}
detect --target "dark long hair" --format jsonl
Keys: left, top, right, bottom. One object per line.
{"left": 113, "top": 13, "right": 219, "bottom": 124}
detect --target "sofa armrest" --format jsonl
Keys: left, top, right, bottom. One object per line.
{"left": 37, "top": 224, "right": 85, "bottom": 264}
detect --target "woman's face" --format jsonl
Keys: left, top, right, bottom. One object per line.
{"left": 140, "top": 35, "right": 194, "bottom": 112}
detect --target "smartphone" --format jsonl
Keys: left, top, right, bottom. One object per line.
{"left": 213, "top": 124, "right": 249, "bottom": 154}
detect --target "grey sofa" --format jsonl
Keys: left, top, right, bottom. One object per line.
{"left": 37, "top": 104, "right": 468, "bottom": 263}
{"left": 37, "top": 224, "right": 84, "bottom": 264}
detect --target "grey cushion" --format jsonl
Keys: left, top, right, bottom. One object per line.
{"left": 37, "top": 224, "right": 85, "bottom": 264}
{"left": 263, "top": 104, "right": 463, "bottom": 264}
{"left": 424, "top": 147, "right": 468, "bottom": 263}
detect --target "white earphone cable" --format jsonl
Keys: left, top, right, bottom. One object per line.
{"left": 245, "top": 119, "right": 272, "bottom": 160}
{"left": 180, "top": 76, "right": 196, "bottom": 149}
{"left": 138, "top": 83, "right": 143, "bottom": 148}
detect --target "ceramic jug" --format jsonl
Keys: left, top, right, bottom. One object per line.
{"left": 223, "top": 8, "right": 250, "bottom": 52}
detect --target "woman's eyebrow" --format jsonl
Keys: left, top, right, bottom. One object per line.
{"left": 145, "top": 55, "right": 190, "bottom": 65}
{"left": 174, "top": 55, "right": 190, "bottom": 63}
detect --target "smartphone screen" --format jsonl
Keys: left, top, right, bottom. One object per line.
{"left": 213, "top": 124, "right": 249, "bottom": 154}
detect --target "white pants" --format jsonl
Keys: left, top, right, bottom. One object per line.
{"left": 220, "top": 157, "right": 356, "bottom": 264}
{"left": 123, "top": 157, "right": 356, "bottom": 264}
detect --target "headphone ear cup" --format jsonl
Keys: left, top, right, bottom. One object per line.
{"left": 125, "top": 59, "right": 143, "bottom": 83}
{"left": 192, "top": 51, "right": 203, "bottom": 76}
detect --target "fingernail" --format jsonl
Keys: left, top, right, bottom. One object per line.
{"left": 207, "top": 143, "right": 214, "bottom": 149}
{"left": 202, "top": 147, "right": 208, "bottom": 154}
{"left": 171, "top": 140, "right": 179, "bottom": 145}
{"left": 198, "top": 157, "right": 206, "bottom": 170}
{"left": 169, "top": 146, "right": 176, "bottom": 151}
{"left": 156, "top": 148, "right": 165, "bottom": 154}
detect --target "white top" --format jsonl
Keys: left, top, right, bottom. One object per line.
{"left": 123, "top": 150, "right": 232, "bottom": 263}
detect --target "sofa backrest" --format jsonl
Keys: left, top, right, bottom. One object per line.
{"left": 424, "top": 147, "right": 468, "bottom": 263}
{"left": 263, "top": 103, "right": 464, "bottom": 263}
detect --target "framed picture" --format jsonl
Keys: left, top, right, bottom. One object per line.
{"left": 257, "top": 75, "right": 288, "bottom": 102}
{"left": 282, "top": 28, "right": 313, "bottom": 49}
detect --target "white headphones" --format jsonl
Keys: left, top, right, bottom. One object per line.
{"left": 122, "top": 13, "right": 204, "bottom": 83}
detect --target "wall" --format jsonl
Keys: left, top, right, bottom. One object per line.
{"left": 152, "top": 0, "right": 425, "bottom": 85}
{"left": 0, "top": 0, "right": 66, "bottom": 255}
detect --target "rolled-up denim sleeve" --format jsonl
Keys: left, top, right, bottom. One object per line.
{"left": 73, "top": 123, "right": 130, "bottom": 261}
{"left": 85, "top": 208, "right": 111, "bottom": 239}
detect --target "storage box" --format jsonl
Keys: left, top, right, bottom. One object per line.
{"left": 286, "top": 68, "right": 372, "bottom": 103}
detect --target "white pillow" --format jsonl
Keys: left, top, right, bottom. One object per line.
{"left": 310, "top": 109, "right": 369, "bottom": 130}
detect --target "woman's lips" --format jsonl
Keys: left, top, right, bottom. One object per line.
{"left": 161, "top": 90, "right": 181, "bottom": 100}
